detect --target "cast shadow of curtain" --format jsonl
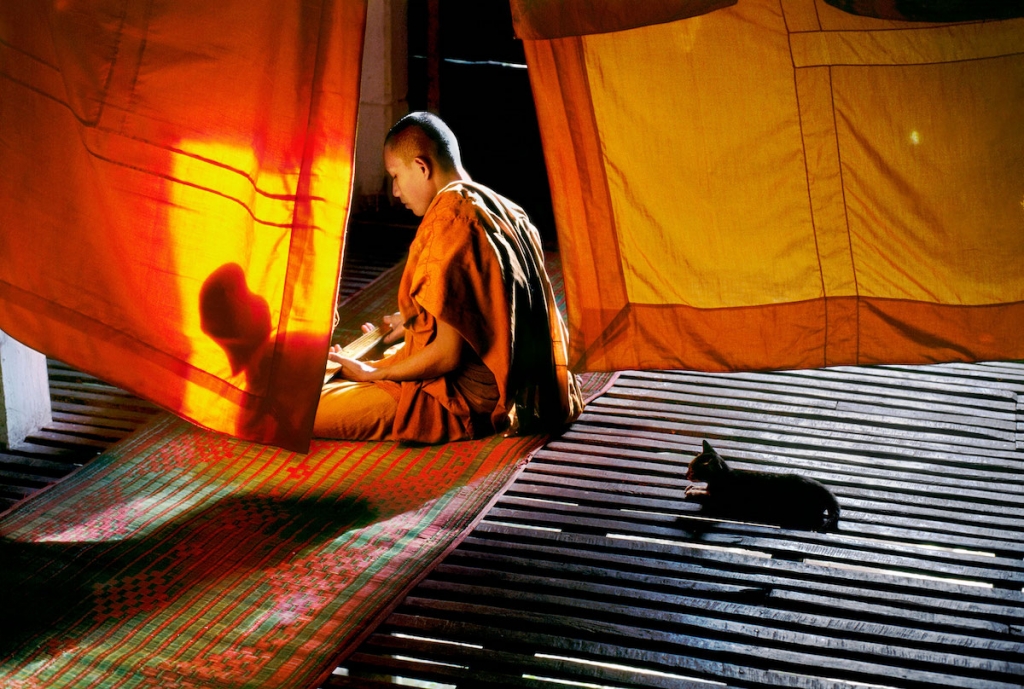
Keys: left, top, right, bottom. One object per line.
{"left": 0, "top": 492, "right": 376, "bottom": 662}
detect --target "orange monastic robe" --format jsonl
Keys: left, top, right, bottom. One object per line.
{"left": 383, "top": 181, "right": 583, "bottom": 443}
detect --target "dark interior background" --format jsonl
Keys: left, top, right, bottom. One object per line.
{"left": 407, "top": 0, "right": 557, "bottom": 246}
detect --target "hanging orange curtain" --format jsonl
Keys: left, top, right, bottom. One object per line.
{"left": 515, "top": 0, "right": 1024, "bottom": 373}
{"left": 0, "top": 0, "right": 366, "bottom": 452}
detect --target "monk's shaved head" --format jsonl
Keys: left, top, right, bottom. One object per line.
{"left": 384, "top": 111, "right": 462, "bottom": 173}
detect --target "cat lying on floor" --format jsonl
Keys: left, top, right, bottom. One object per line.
{"left": 685, "top": 440, "right": 840, "bottom": 532}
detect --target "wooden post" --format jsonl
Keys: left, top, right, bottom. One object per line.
{"left": 0, "top": 329, "right": 52, "bottom": 449}
{"left": 354, "top": 0, "right": 409, "bottom": 211}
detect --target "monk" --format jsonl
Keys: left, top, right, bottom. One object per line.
{"left": 314, "top": 112, "right": 583, "bottom": 443}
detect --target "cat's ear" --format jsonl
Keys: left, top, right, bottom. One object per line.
{"left": 702, "top": 440, "right": 714, "bottom": 453}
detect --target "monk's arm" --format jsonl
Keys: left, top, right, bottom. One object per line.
{"left": 329, "top": 318, "right": 461, "bottom": 383}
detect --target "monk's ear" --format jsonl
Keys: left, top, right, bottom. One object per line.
{"left": 413, "top": 156, "right": 433, "bottom": 179}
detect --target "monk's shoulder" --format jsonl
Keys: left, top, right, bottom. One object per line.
{"left": 408, "top": 191, "right": 470, "bottom": 277}
{"left": 419, "top": 186, "right": 493, "bottom": 243}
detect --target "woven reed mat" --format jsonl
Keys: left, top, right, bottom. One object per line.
{"left": 0, "top": 255, "right": 616, "bottom": 689}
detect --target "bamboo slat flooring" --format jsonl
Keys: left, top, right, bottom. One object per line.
{"left": 328, "top": 362, "right": 1024, "bottom": 689}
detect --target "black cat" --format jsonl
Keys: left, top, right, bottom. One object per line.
{"left": 685, "top": 440, "right": 840, "bottom": 532}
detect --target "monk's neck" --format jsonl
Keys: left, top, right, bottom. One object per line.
{"left": 434, "top": 166, "right": 470, "bottom": 190}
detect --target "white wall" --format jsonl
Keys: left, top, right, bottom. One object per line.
{"left": 0, "top": 329, "right": 52, "bottom": 449}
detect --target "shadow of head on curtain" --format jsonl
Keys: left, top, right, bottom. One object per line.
{"left": 199, "top": 263, "right": 272, "bottom": 377}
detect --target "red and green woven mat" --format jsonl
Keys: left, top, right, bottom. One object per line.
{"left": 0, "top": 253, "right": 617, "bottom": 689}
{"left": 0, "top": 416, "right": 545, "bottom": 688}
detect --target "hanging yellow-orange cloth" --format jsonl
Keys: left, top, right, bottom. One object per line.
{"left": 515, "top": 0, "right": 1024, "bottom": 372}
{"left": 0, "top": 1, "right": 367, "bottom": 452}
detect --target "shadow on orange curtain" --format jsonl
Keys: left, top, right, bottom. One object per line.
{"left": 514, "top": 0, "right": 1024, "bottom": 373}
{"left": 0, "top": 0, "right": 366, "bottom": 452}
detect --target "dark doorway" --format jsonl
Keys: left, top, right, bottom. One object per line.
{"left": 407, "top": 0, "right": 557, "bottom": 246}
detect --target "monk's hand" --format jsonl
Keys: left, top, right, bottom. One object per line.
{"left": 380, "top": 311, "right": 404, "bottom": 345}
{"left": 359, "top": 312, "right": 403, "bottom": 345}
{"left": 328, "top": 348, "right": 380, "bottom": 382}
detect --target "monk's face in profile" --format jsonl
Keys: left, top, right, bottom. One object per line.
{"left": 384, "top": 146, "right": 435, "bottom": 217}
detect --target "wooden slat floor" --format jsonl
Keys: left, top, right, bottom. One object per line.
{"left": 0, "top": 360, "right": 162, "bottom": 512}
{"left": 328, "top": 362, "right": 1024, "bottom": 689}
